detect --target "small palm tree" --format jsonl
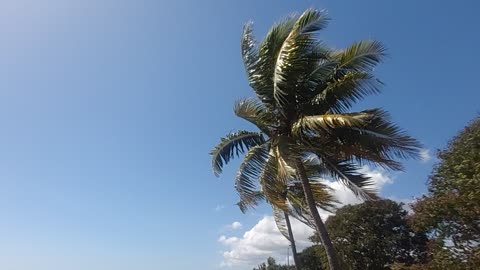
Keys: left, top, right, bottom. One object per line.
{"left": 211, "top": 9, "right": 420, "bottom": 270}
{"left": 235, "top": 163, "right": 336, "bottom": 270}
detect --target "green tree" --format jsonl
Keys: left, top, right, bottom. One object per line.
{"left": 311, "top": 200, "right": 428, "bottom": 269}
{"left": 410, "top": 116, "right": 480, "bottom": 269}
{"left": 210, "top": 9, "right": 420, "bottom": 270}
{"left": 253, "top": 257, "right": 295, "bottom": 270}
{"left": 297, "top": 245, "right": 327, "bottom": 270}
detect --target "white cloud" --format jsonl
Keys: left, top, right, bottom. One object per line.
{"left": 218, "top": 216, "right": 314, "bottom": 268}
{"left": 229, "top": 221, "right": 243, "bottom": 230}
{"left": 214, "top": 205, "right": 226, "bottom": 212}
{"left": 420, "top": 148, "right": 432, "bottom": 163}
{"left": 218, "top": 166, "right": 394, "bottom": 268}
{"left": 321, "top": 165, "right": 394, "bottom": 209}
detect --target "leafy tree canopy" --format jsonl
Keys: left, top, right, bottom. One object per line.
{"left": 311, "top": 200, "right": 428, "bottom": 269}
{"left": 410, "top": 116, "right": 480, "bottom": 269}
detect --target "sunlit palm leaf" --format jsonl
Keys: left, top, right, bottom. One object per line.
{"left": 287, "top": 180, "right": 337, "bottom": 212}
{"left": 260, "top": 149, "right": 289, "bottom": 211}
{"left": 210, "top": 131, "right": 265, "bottom": 176}
{"left": 252, "top": 16, "right": 297, "bottom": 107}
{"left": 272, "top": 206, "right": 291, "bottom": 241}
{"left": 332, "top": 40, "right": 386, "bottom": 71}
{"left": 325, "top": 109, "right": 421, "bottom": 164}
{"left": 273, "top": 9, "right": 329, "bottom": 109}
{"left": 234, "top": 98, "right": 275, "bottom": 134}
{"left": 292, "top": 112, "right": 371, "bottom": 137}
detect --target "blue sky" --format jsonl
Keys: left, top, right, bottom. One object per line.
{"left": 0, "top": 0, "right": 478, "bottom": 269}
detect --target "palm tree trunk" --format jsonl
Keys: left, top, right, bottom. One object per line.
{"left": 295, "top": 159, "right": 340, "bottom": 270}
{"left": 284, "top": 212, "right": 300, "bottom": 270}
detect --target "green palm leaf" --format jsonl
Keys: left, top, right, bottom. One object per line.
{"left": 210, "top": 131, "right": 265, "bottom": 176}
{"left": 273, "top": 9, "right": 329, "bottom": 109}
{"left": 329, "top": 109, "right": 422, "bottom": 162}
{"left": 241, "top": 22, "right": 259, "bottom": 86}
{"left": 236, "top": 191, "right": 265, "bottom": 214}
{"left": 311, "top": 71, "right": 383, "bottom": 114}
{"left": 259, "top": 149, "right": 289, "bottom": 211}
{"left": 292, "top": 112, "right": 372, "bottom": 136}
{"left": 333, "top": 40, "right": 386, "bottom": 71}
{"left": 251, "top": 16, "right": 297, "bottom": 107}
{"left": 235, "top": 143, "right": 270, "bottom": 211}
{"left": 320, "top": 157, "right": 377, "bottom": 201}
{"left": 234, "top": 98, "right": 275, "bottom": 133}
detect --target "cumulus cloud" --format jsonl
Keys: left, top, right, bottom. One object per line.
{"left": 218, "top": 216, "right": 314, "bottom": 268}
{"left": 218, "top": 165, "right": 394, "bottom": 268}
{"left": 420, "top": 148, "right": 432, "bottom": 163}
{"left": 321, "top": 165, "right": 394, "bottom": 208}
{"left": 229, "top": 221, "right": 243, "bottom": 230}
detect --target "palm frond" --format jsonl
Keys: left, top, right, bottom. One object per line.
{"left": 234, "top": 98, "right": 275, "bottom": 134}
{"left": 332, "top": 40, "right": 386, "bottom": 71}
{"left": 272, "top": 206, "right": 291, "bottom": 241}
{"left": 331, "top": 142, "right": 404, "bottom": 171}
{"left": 354, "top": 109, "right": 421, "bottom": 159}
{"left": 210, "top": 131, "right": 265, "bottom": 176}
{"left": 329, "top": 109, "right": 422, "bottom": 163}
{"left": 241, "top": 22, "right": 259, "bottom": 88}
{"left": 235, "top": 143, "right": 270, "bottom": 212}
{"left": 292, "top": 112, "right": 372, "bottom": 137}
{"left": 318, "top": 157, "right": 377, "bottom": 201}
{"left": 287, "top": 180, "right": 337, "bottom": 212}
{"left": 292, "top": 109, "right": 421, "bottom": 164}
{"left": 303, "top": 58, "right": 337, "bottom": 91}
{"left": 273, "top": 9, "right": 329, "bottom": 109}
{"left": 237, "top": 191, "right": 265, "bottom": 213}
{"left": 309, "top": 181, "right": 338, "bottom": 210}
{"left": 260, "top": 149, "right": 289, "bottom": 211}
{"left": 250, "top": 16, "right": 297, "bottom": 107}
{"left": 311, "top": 71, "right": 383, "bottom": 114}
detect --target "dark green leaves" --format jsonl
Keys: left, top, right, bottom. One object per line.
{"left": 210, "top": 131, "right": 265, "bottom": 176}
{"left": 240, "top": 18, "right": 294, "bottom": 106}
{"left": 320, "top": 158, "right": 377, "bottom": 201}
{"left": 312, "top": 71, "right": 383, "bottom": 114}
{"left": 292, "top": 109, "right": 422, "bottom": 171}
{"left": 333, "top": 40, "right": 386, "bottom": 71}
{"left": 235, "top": 144, "right": 270, "bottom": 212}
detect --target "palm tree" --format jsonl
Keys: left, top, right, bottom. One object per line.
{"left": 211, "top": 9, "right": 421, "bottom": 270}
{"left": 234, "top": 163, "right": 336, "bottom": 270}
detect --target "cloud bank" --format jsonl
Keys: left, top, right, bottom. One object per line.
{"left": 218, "top": 166, "right": 395, "bottom": 268}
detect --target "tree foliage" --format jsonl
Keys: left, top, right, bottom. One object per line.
{"left": 310, "top": 200, "right": 428, "bottom": 269}
{"left": 410, "top": 116, "right": 480, "bottom": 269}
{"left": 253, "top": 250, "right": 327, "bottom": 270}
{"left": 253, "top": 257, "right": 295, "bottom": 270}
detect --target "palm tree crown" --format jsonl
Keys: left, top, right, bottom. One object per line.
{"left": 211, "top": 8, "right": 420, "bottom": 214}
{"left": 210, "top": 9, "right": 421, "bottom": 269}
